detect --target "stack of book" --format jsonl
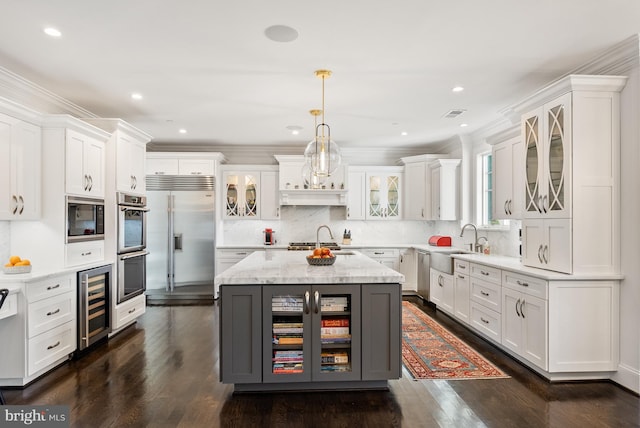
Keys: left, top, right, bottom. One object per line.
{"left": 273, "top": 350, "right": 304, "bottom": 374}
{"left": 320, "top": 296, "right": 349, "bottom": 312}
{"left": 320, "top": 351, "right": 351, "bottom": 372}
{"left": 272, "top": 322, "right": 303, "bottom": 345}
{"left": 320, "top": 317, "right": 351, "bottom": 344}
{"left": 271, "top": 296, "right": 304, "bottom": 312}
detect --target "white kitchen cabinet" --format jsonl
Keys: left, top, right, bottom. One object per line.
{"left": 468, "top": 262, "right": 502, "bottom": 343}
{"left": 430, "top": 159, "right": 461, "bottom": 221}
{"left": 362, "top": 248, "right": 400, "bottom": 271}
{"left": 66, "top": 128, "right": 106, "bottom": 198}
{"left": 83, "top": 118, "right": 152, "bottom": 195}
{"left": 490, "top": 127, "right": 523, "bottom": 219}
{"left": 0, "top": 272, "right": 77, "bottom": 386}
{"left": 346, "top": 170, "right": 366, "bottom": 220}
{"left": 400, "top": 154, "right": 443, "bottom": 220}
{"left": 521, "top": 218, "right": 571, "bottom": 274}
{"left": 274, "top": 155, "right": 348, "bottom": 206}
{"left": 365, "top": 168, "right": 402, "bottom": 220}
{"left": 399, "top": 248, "right": 416, "bottom": 292}
{"left": 259, "top": 169, "right": 280, "bottom": 220}
{"left": 430, "top": 268, "right": 454, "bottom": 315}
{"left": 146, "top": 153, "right": 223, "bottom": 176}
{"left": 113, "top": 294, "right": 146, "bottom": 331}
{"left": 223, "top": 170, "right": 260, "bottom": 219}
{"left": 501, "top": 271, "right": 548, "bottom": 370}
{"left": 453, "top": 260, "right": 470, "bottom": 325}
{"left": 0, "top": 112, "right": 41, "bottom": 220}
{"left": 515, "top": 75, "right": 626, "bottom": 274}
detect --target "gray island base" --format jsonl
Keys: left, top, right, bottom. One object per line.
{"left": 215, "top": 250, "right": 404, "bottom": 392}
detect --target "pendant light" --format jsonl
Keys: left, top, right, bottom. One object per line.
{"left": 302, "top": 109, "right": 327, "bottom": 189}
{"left": 304, "top": 69, "right": 341, "bottom": 178}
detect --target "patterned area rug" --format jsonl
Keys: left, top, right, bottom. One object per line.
{"left": 402, "top": 301, "right": 509, "bottom": 380}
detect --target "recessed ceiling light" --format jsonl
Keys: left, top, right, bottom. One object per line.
{"left": 460, "top": 123, "right": 468, "bottom": 128}
{"left": 43, "top": 27, "right": 61, "bottom": 38}
{"left": 452, "top": 86, "right": 464, "bottom": 93}
{"left": 179, "top": 129, "right": 187, "bottom": 134}
{"left": 264, "top": 25, "right": 299, "bottom": 43}
{"left": 131, "top": 92, "right": 143, "bottom": 100}
{"left": 401, "top": 131, "right": 408, "bottom": 136}
{"left": 286, "top": 125, "right": 303, "bottom": 135}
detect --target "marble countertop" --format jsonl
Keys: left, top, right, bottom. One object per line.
{"left": 451, "top": 253, "right": 624, "bottom": 281}
{"left": 0, "top": 260, "right": 114, "bottom": 285}
{"left": 215, "top": 250, "right": 405, "bottom": 286}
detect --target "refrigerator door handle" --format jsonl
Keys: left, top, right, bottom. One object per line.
{"left": 174, "top": 233, "right": 183, "bottom": 251}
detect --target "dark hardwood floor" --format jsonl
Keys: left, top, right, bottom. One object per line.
{"left": 4, "top": 297, "right": 639, "bottom": 427}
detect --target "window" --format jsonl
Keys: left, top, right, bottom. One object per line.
{"left": 477, "top": 151, "right": 507, "bottom": 227}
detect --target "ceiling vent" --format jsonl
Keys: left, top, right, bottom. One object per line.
{"left": 443, "top": 109, "right": 466, "bottom": 118}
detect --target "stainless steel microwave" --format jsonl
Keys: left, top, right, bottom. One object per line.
{"left": 66, "top": 196, "right": 105, "bottom": 243}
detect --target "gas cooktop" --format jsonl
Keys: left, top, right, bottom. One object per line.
{"left": 287, "top": 242, "right": 342, "bottom": 251}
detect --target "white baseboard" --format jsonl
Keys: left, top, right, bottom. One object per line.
{"left": 611, "top": 363, "right": 640, "bottom": 394}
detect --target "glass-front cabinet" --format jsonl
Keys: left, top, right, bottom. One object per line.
{"left": 262, "top": 284, "right": 361, "bottom": 383}
{"left": 223, "top": 171, "right": 259, "bottom": 219}
{"left": 366, "top": 169, "right": 402, "bottom": 220}
{"left": 522, "top": 93, "right": 571, "bottom": 219}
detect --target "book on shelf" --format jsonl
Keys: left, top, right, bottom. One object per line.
{"left": 321, "top": 296, "right": 348, "bottom": 305}
{"left": 272, "top": 296, "right": 304, "bottom": 303}
{"left": 320, "top": 305, "right": 349, "bottom": 312}
{"left": 321, "top": 351, "right": 349, "bottom": 364}
{"left": 272, "top": 322, "right": 304, "bottom": 328}
{"left": 273, "top": 362, "right": 303, "bottom": 374}
{"left": 321, "top": 318, "right": 349, "bottom": 327}
{"left": 320, "top": 364, "right": 351, "bottom": 372}
{"left": 272, "top": 328, "right": 303, "bottom": 334}
{"left": 274, "top": 336, "right": 303, "bottom": 345}
{"left": 320, "top": 335, "right": 351, "bottom": 344}
{"left": 320, "top": 327, "right": 349, "bottom": 335}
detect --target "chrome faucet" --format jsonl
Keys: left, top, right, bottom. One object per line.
{"left": 316, "top": 225, "right": 335, "bottom": 249}
{"left": 460, "top": 223, "right": 481, "bottom": 252}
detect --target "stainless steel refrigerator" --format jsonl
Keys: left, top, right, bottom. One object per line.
{"left": 145, "top": 175, "right": 216, "bottom": 302}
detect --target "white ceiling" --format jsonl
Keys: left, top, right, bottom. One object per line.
{"left": 1, "top": 1, "right": 639, "bottom": 150}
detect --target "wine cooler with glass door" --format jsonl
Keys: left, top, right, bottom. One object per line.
{"left": 77, "top": 264, "right": 112, "bottom": 350}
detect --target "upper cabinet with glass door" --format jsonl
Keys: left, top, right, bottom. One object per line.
{"left": 365, "top": 167, "right": 402, "bottom": 220}
{"left": 522, "top": 92, "right": 571, "bottom": 219}
{"left": 223, "top": 171, "right": 260, "bottom": 219}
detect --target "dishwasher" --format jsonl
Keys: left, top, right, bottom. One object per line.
{"left": 416, "top": 250, "right": 431, "bottom": 303}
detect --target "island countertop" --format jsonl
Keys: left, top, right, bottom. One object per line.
{"left": 214, "top": 250, "right": 405, "bottom": 286}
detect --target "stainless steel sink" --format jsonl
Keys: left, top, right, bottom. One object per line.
{"left": 429, "top": 250, "right": 467, "bottom": 274}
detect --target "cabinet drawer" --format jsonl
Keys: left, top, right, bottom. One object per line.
{"left": 28, "top": 292, "right": 75, "bottom": 338}
{"left": 453, "top": 259, "right": 469, "bottom": 274}
{"left": 28, "top": 321, "right": 76, "bottom": 376}
{"left": 0, "top": 294, "right": 18, "bottom": 320}
{"left": 470, "top": 302, "right": 501, "bottom": 343}
{"left": 26, "top": 273, "right": 74, "bottom": 302}
{"left": 470, "top": 263, "right": 501, "bottom": 285}
{"left": 362, "top": 248, "right": 399, "bottom": 258}
{"left": 114, "top": 295, "right": 146, "bottom": 330}
{"left": 66, "top": 241, "right": 104, "bottom": 267}
{"left": 502, "top": 271, "right": 548, "bottom": 300}
{"left": 470, "top": 277, "right": 501, "bottom": 313}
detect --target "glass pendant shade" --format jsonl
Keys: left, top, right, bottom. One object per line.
{"left": 304, "top": 123, "right": 341, "bottom": 178}
{"left": 301, "top": 161, "right": 327, "bottom": 189}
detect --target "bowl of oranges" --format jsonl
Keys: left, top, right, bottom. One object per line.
{"left": 306, "top": 247, "right": 336, "bottom": 266}
{"left": 3, "top": 255, "right": 32, "bottom": 274}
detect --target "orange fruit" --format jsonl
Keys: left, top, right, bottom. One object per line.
{"left": 21, "top": 259, "right": 30, "bottom": 265}
{"left": 4, "top": 263, "right": 12, "bottom": 268}
{"left": 9, "top": 255, "right": 20, "bottom": 265}
{"left": 15, "top": 260, "right": 29, "bottom": 266}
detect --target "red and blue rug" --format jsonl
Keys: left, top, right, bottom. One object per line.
{"left": 402, "top": 301, "right": 509, "bottom": 380}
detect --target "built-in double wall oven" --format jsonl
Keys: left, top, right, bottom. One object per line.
{"left": 117, "top": 193, "right": 149, "bottom": 304}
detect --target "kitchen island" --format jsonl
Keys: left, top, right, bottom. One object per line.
{"left": 215, "top": 250, "right": 404, "bottom": 392}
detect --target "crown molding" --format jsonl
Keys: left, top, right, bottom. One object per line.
{"left": 0, "top": 67, "right": 97, "bottom": 118}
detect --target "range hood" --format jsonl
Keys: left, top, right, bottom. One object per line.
{"left": 275, "top": 155, "right": 348, "bottom": 206}
{"left": 279, "top": 189, "right": 347, "bottom": 206}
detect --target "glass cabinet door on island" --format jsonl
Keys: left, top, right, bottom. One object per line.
{"left": 262, "top": 284, "right": 361, "bottom": 383}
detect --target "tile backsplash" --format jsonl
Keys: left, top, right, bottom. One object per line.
{"left": 0, "top": 221, "right": 9, "bottom": 262}
{"left": 220, "top": 206, "right": 521, "bottom": 257}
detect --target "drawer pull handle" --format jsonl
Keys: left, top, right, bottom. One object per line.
{"left": 457, "top": 275, "right": 465, "bottom": 279}
{"left": 128, "top": 308, "right": 136, "bottom": 314}
{"left": 480, "top": 270, "right": 489, "bottom": 276}
{"left": 47, "top": 308, "right": 61, "bottom": 316}
{"left": 516, "top": 280, "right": 529, "bottom": 287}
{"left": 480, "top": 317, "right": 489, "bottom": 324}
{"left": 480, "top": 290, "right": 489, "bottom": 297}
{"left": 81, "top": 252, "right": 92, "bottom": 256}
{"left": 457, "top": 264, "right": 466, "bottom": 269}
{"left": 47, "top": 284, "right": 61, "bottom": 291}
{"left": 374, "top": 252, "right": 384, "bottom": 255}
{"left": 47, "top": 341, "right": 61, "bottom": 350}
